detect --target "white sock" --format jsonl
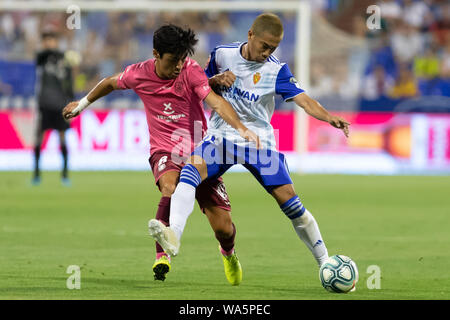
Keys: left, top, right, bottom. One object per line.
{"left": 291, "top": 209, "right": 329, "bottom": 267}
{"left": 169, "top": 182, "right": 196, "bottom": 240}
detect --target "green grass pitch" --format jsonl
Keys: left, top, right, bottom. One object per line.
{"left": 0, "top": 171, "right": 449, "bottom": 300}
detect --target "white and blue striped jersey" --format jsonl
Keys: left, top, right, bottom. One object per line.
{"left": 205, "top": 42, "right": 304, "bottom": 150}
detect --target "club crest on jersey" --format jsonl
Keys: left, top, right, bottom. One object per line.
{"left": 253, "top": 72, "right": 261, "bottom": 85}
{"left": 175, "top": 81, "right": 184, "bottom": 94}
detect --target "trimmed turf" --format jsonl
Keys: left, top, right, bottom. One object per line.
{"left": 0, "top": 171, "right": 449, "bottom": 299}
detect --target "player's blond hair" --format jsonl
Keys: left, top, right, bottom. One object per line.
{"left": 251, "top": 13, "right": 284, "bottom": 38}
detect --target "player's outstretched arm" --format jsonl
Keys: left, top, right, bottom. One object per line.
{"left": 204, "top": 91, "right": 261, "bottom": 149}
{"left": 293, "top": 93, "right": 350, "bottom": 138}
{"left": 62, "top": 73, "right": 121, "bottom": 120}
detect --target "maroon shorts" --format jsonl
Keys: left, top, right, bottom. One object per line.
{"left": 149, "top": 151, "right": 231, "bottom": 213}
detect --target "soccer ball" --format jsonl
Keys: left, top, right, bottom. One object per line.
{"left": 319, "top": 255, "right": 358, "bottom": 293}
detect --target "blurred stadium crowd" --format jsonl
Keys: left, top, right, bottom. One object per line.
{"left": 0, "top": 0, "right": 449, "bottom": 111}
{"left": 309, "top": 0, "right": 450, "bottom": 111}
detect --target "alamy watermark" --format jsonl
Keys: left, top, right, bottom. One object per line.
{"left": 366, "top": 264, "right": 382, "bottom": 289}
{"left": 366, "top": 5, "right": 381, "bottom": 30}
{"left": 66, "top": 4, "right": 81, "bottom": 30}
{"left": 66, "top": 265, "right": 81, "bottom": 289}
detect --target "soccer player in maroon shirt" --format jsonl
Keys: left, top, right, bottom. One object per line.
{"left": 63, "top": 24, "right": 259, "bottom": 284}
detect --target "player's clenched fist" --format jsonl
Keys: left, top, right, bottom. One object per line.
{"left": 212, "top": 70, "right": 236, "bottom": 88}
{"left": 62, "top": 101, "right": 80, "bottom": 120}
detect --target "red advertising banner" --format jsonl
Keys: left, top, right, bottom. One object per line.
{"left": 1, "top": 109, "right": 449, "bottom": 173}
{"left": 0, "top": 110, "right": 296, "bottom": 171}
{"left": 306, "top": 112, "right": 450, "bottom": 173}
{"left": 0, "top": 110, "right": 295, "bottom": 152}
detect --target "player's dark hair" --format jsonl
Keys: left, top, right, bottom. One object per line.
{"left": 41, "top": 31, "right": 59, "bottom": 40}
{"left": 153, "top": 24, "right": 198, "bottom": 59}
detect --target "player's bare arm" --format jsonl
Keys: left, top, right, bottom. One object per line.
{"left": 293, "top": 93, "right": 350, "bottom": 138}
{"left": 204, "top": 90, "right": 261, "bottom": 149}
{"left": 208, "top": 70, "right": 236, "bottom": 89}
{"left": 62, "top": 73, "right": 121, "bottom": 120}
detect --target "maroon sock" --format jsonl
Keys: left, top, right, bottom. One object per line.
{"left": 216, "top": 223, "right": 236, "bottom": 254}
{"left": 155, "top": 196, "right": 171, "bottom": 255}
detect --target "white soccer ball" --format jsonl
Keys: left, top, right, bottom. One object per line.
{"left": 319, "top": 255, "right": 358, "bottom": 293}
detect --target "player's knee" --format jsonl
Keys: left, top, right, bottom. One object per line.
{"left": 272, "top": 185, "right": 296, "bottom": 206}
{"left": 160, "top": 183, "right": 177, "bottom": 197}
{"left": 211, "top": 215, "right": 234, "bottom": 239}
{"left": 215, "top": 226, "right": 234, "bottom": 239}
{"left": 284, "top": 187, "right": 297, "bottom": 200}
